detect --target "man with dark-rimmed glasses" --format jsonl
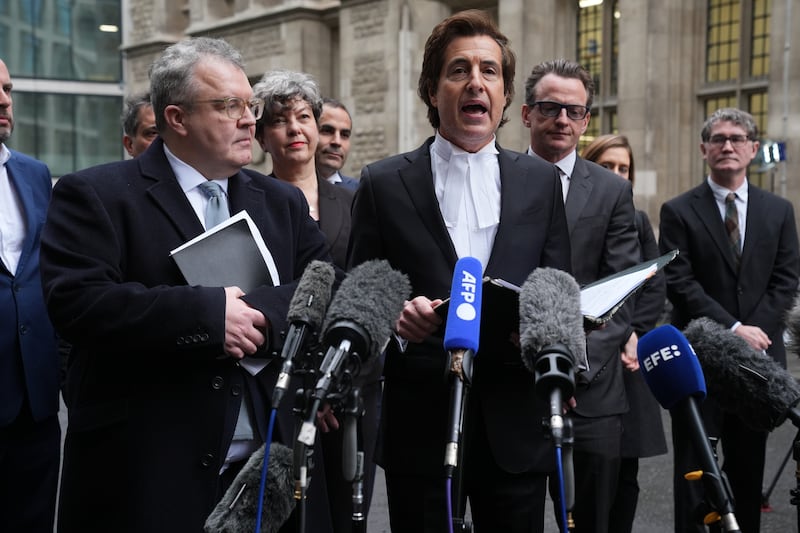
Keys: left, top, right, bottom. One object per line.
{"left": 522, "top": 58, "right": 640, "bottom": 533}
{"left": 40, "top": 37, "right": 335, "bottom": 532}
{"left": 660, "top": 107, "right": 799, "bottom": 533}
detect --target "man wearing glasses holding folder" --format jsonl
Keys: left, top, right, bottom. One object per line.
{"left": 522, "top": 59, "right": 640, "bottom": 533}
{"left": 40, "top": 38, "right": 335, "bottom": 532}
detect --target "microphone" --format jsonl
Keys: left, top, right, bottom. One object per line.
{"left": 784, "top": 294, "right": 800, "bottom": 360}
{"left": 204, "top": 443, "right": 295, "bottom": 533}
{"left": 519, "top": 267, "right": 585, "bottom": 445}
{"left": 296, "top": 259, "right": 410, "bottom": 447}
{"left": 272, "top": 260, "right": 336, "bottom": 409}
{"left": 638, "top": 325, "right": 740, "bottom": 532}
{"left": 683, "top": 317, "right": 800, "bottom": 431}
{"left": 442, "top": 256, "right": 483, "bottom": 474}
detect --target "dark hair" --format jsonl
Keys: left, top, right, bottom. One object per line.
{"left": 322, "top": 97, "right": 351, "bottom": 119}
{"left": 121, "top": 92, "right": 152, "bottom": 137}
{"left": 524, "top": 59, "right": 594, "bottom": 109}
{"left": 252, "top": 69, "right": 323, "bottom": 139}
{"left": 418, "top": 9, "right": 516, "bottom": 129}
{"left": 148, "top": 37, "right": 245, "bottom": 132}
{"left": 701, "top": 107, "right": 758, "bottom": 142}
{"left": 581, "top": 134, "right": 636, "bottom": 187}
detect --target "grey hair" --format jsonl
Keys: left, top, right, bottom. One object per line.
{"left": 701, "top": 108, "right": 758, "bottom": 142}
{"left": 252, "top": 69, "right": 323, "bottom": 138}
{"left": 121, "top": 92, "right": 151, "bottom": 136}
{"left": 148, "top": 37, "right": 245, "bottom": 132}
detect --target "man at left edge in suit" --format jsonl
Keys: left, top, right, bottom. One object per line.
{"left": 40, "top": 38, "right": 335, "bottom": 533}
{"left": 347, "top": 10, "right": 572, "bottom": 532}
{"left": 0, "top": 57, "right": 61, "bottom": 533}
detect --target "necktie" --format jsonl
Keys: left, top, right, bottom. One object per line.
{"left": 198, "top": 181, "right": 229, "bottom": 228}
{"left": 725, "top": 192, "right": 741, "bottom": 266}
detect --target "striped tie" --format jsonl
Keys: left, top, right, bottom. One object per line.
{"left": 724, "top": 192, "right": 741, "bottom": 268}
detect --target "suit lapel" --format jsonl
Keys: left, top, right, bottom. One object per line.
{"left": 140, "top": 139, "right": 206, "bottom": 243}
{"left": 398, "top": 142, "right": 458, "bottom": 266}
{"left": 740, "top": 185, "right": 764, "bottom": 271}
{"left": 485, "top": 147, "right": 524, "bottom": 274}
{"left": 691, "top": 182, "right": 739, "bottom": 274}
{"left": 565, "top": 158, "right": 592, "bottom": 234}
{"left": 317, "top": 177, "right": 346, "bottom": 246}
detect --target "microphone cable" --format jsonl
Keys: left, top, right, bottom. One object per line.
{"left": 254, "top": 408, "right": 278, "bottom": 533}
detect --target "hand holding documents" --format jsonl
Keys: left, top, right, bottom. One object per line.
{"left": 170, "top": 210, "right": 280, "bottom": 294}
{"left": 435, "top": 250, "right": 678, "bottom": 337}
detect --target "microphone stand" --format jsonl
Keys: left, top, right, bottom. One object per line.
{"left": 445, "top": 348, "right": 473, "bottom": 533}
{"left": 533, "top": 344, "right": 575, "bottom": 533}
{"left": 342, "top": 387, "right": 367, "bottom": 533}
{"left": 292, "top": 388, "right": 313, "bottom": 533}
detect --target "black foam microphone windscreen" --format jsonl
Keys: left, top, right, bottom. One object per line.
{"left": 785, "top": 294, "right": 800, "bottom": 359}
{"left": 285, "top": 260, "right": 336, "bottom": 327}
{"left": 273, "top": 260, "right": 336, "bottom": 408}
{"left": 519, "top": 267, "right": 586, "bottom": 372}
{"left": 321, "top": 259, "right": 411, "bottom": 360}
{"left": 684, "top": 317, "right": 800, "bottom": 432}
{"left": 204, "top": 443, "right": 295, "bottom": 533}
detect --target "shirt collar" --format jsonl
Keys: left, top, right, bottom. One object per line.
{"left": 163, "top": 143, "right": 229, "bottom": 194}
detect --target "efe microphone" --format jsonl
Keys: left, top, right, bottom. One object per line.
{"left": 443, "top": 256, "right": 483, "bottom": 475}
{"left": 638, "top": 325, "right": 740, "bottom": 532}
{"left": 518, "top": 267, "right": 585, "bottom": 445}
{"left": 273, "top": 260, "right": 336, "bottom": 409}
{"left": 296, "top": 259, "right": 410, "bottom": 447}
{"left": 683, "top": 317, "right": 800, "bottom": 431}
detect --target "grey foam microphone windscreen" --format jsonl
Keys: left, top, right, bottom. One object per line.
{"left": 785, "top": 294, "right": 800, "bottom": 360}
{"left": 684, "top": 317, "right": 800, "bottom": 432}
{"left": 322, "top": 259, "right": 411, "bottom": 360}
{"left": 518, "top": 267, "right": 586, "bottom": 372}
{"left": 204, "top": 443, "right": 295, "bottom": 533}
{"left": 286, "top": 260, "right": 336, "bottom": 327}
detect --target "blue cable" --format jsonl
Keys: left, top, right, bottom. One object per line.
{"left": 445, "top": 476, "right": 454, "bottom": 533}
{"left": 555, "top": 446, "right": 568, "bottom": 533}
{"left": 254, "top": 408, "right": 278, "bottom": 533}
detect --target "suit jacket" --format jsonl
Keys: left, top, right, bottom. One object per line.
{"left": 0, "top": 149, "right": 59, "bottom": 426}
{"left": 347, "top": 138, "right": 572, "bottom": 475}
{"left": 317, "top": 176, "right": 354, "bottom": 269}
{"left": 659, "top": 180, "right": 800, "bottom": 366}
{"left": 334, "top": 173, "right": 359, "bottom": 191}
{"left": 621, "top": 209, "right": 667, "bottom": 458}
{"left": 564, "top": 157, "right": 639, "bottom": 419}
{"left": 40, "top": 138, "right": 334, "bottom": 533}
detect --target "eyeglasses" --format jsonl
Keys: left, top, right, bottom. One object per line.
{"left": 188, "top": 97, "right": 264, "bottom": 120}
{"left": 706, "top": 134, "right": 752, "bottom": 148}
{"left": 531, "top": 100, "right": 590, "bottom": 120}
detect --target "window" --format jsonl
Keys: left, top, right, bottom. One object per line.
{"left": 576, "top": 0, "right": 620, "bottom": 149}
{"left": 702, "top": 0, "right": 771, "bottom": 187}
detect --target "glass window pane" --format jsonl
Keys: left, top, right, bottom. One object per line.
{"left": 750, "top": 0, "right": 771, "bottom": 77}
{"left": 706, "top": 0, "right": 740, "bottom": 83}
{"left": 577, "top": 2, "right": 603, "bottom": 97}
{"left": 0, "top": 0, "right": 121, "bottom": 81}
{"left": 12, "top": 92, "right": 122, "bottom": 177}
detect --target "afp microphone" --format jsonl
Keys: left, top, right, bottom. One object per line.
{"left": 204, "top": 443, "right": 295, "bottom": 533}
{"left": 297, "top": 259, "right": 410, "bottom": 446}
{"left": 684, "top": 317, "right": 800, "bottom": 431}
{"left": 519, "top": 267, "right": 585, "bottom": 444}
{"left": 638, "top": 325, "right": 740, "bottom": 532}
{"left": 443, "top": 256, "right": 483, "bottom": 474}
{"left": 272, "top": 260, "right": 336, "bottom": 409}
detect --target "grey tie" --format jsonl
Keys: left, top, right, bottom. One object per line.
{"left": 198, "top": 181, "right": 229, "bottom": 228}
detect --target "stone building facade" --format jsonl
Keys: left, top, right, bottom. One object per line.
{"left": 121, "top": 0, "right": 800, "bottom": 229}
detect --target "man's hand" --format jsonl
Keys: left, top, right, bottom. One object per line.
{"left": 621, "top": 331, "right": 640, "bottom": 371}
{"left": 735, "top": 324, "right": 771, "bottom": 352}
{"left": 224, "top": 286, "right": 267, "bottom": 359}
{"left": 395, "top": 296, "right": 443, "bottom": 343}
{"left": 316, "top": 403, "right": 340, "bottom": 433}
